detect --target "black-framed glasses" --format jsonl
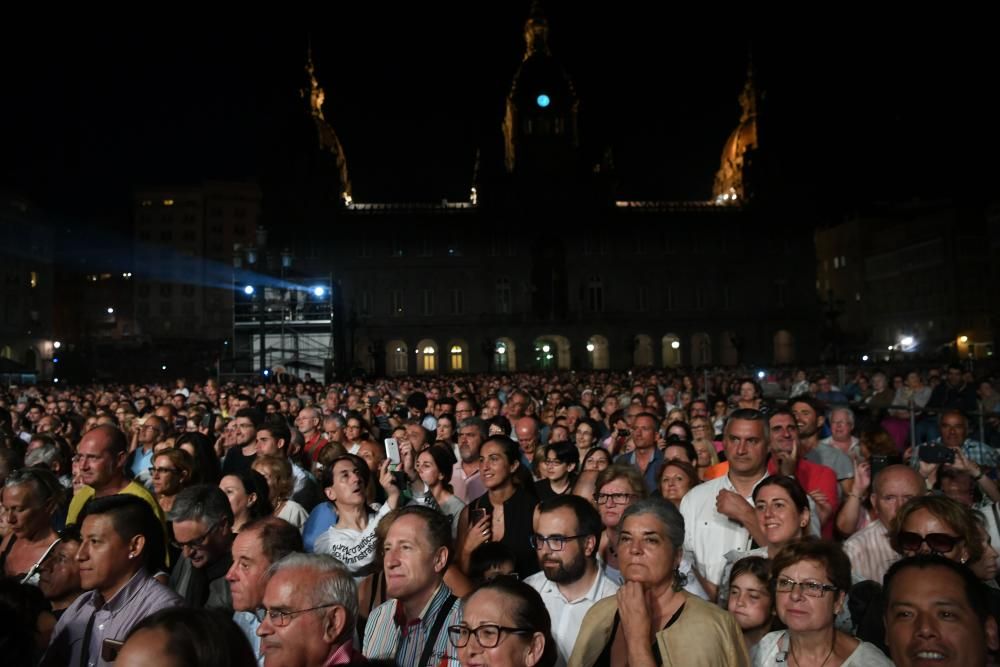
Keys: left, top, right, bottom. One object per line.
{"left": 447, "top": 623, "right": 533, "bottom": 648}
{"left": 529, "top": 533, "right": 587, "bottom": 551}
{"left": 542, "top": 458, "right": 567, "bottom": 467}
{"left": 594, "top": 492, "right": 636, "bottom": 506}
{"left": 897, "top": 531, "right": 963, "bottom": 555}
{"left": 170, "top": 521, "right": 221, "bottom": 551}
{"left": 254, "top": 603, "right": 340, "bottom": 627}
{"left": 774, "top": 576, "right": 838, "bottom": 598}
{"left": 148, "top": 466, "right": 178, "bottom": 476}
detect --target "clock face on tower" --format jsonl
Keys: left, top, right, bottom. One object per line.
{"left": 536, "top": 93, "right": 551, "bottom": 108}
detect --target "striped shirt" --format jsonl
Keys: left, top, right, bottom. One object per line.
{"left": 363, "top": 583, "right": 462, "bottom": 667}
{"left": 842, "top": 519, "right": 899, "bottom": 584}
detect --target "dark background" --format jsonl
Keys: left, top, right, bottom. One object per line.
{"left": 2, "top": 6, "right": 994, "bottom": 229}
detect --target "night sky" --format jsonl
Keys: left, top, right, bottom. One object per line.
{"left": 2, "top": 7, "right": 995, "bottom": 230}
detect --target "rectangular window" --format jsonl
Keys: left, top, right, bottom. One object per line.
{"left": 665, "top": 287, "right": 674, "bottom": 312}
{"left": 637, "top": 286, "right": 648, "bottom": 313}
{"left": 391, "top": 290, "right": 404, "bottom": 316}
{"left": 391, "top": 238, "right": 403, "bottom": 257}
{"left": 159, "top": 302, "right": 173, "bottom": 316}
{"left": 29, "top": 271, "right": 38, "bottom": 288}
{"left": 447, "top": 242, "right": 462, "bottom": 257}
{"left": 451, "top": 289, "right": 463, "bottom": 315}
{"left": 419, "top": 238, "right": 432, "bottom": 257}
{"left": 360, "top": 290, "right": 371, "bottom": 317}
{"left": 587, "top": 279, "right": 604, "bottom": 312}
{"left": 159, "top": 284, "right": 173, "bottom": 297}
{"left": 181, "top": 285, "right": 196, "bottom": 297}
{"left": 496, "top": 278, "right": 512, "bottom": 314}
{"left": 422, "top": 289, "right": 433, "bottom": 316}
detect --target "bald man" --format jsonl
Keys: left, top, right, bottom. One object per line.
{"left": 842, "top": 464, "right": 925, "bottom": 583}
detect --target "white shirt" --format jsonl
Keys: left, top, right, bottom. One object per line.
{"left": 679, "top": 471, "right": 766, "bottom": 587}
{"left": 842, "top": 519, "right": 899, "bottom": 584}
{"left": 524, "top": 564, "right": 619, "bottom": 667}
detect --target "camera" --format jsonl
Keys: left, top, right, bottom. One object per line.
{"left": 918, "top": 445, "right": 956, "bottom": 465}
{"left": 870, "top": 454, "right": 901, "bottom": 478}
{"left": 617, "top": 429, "right": 630, "bottom": 438}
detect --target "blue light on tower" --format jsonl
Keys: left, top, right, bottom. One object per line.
{"left": 536, "top": 93, "right": 550, "bottom": 108}
{"left": 312, "top": 286, "right": 325, "bottom": 298}
{"left": 243, "top": 285, "right": 255, "bottom": 295}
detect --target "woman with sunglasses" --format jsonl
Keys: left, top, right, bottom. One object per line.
{"left": 754, "top": 539, "right": 892, "bottom": 666}
{"left": 449, "top": 576, "right": 556, "bottom": 667}
{"left": 889, "top": 495, "right": 981, "bottom": 565}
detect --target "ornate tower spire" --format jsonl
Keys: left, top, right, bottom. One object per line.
{"left": 303, "top": 47, "right": 352, "bottom": 204}
{"left": 502, "top": 1, "right": 580, "bottom": 177}
{"left": 523, "top": 1, "right": 551, "bottom": 59}
{"left": 712, "top": 57, "right": 760, "bottom": 204}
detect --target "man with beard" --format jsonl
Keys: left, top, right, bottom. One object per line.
{"left": 790, "top": 396, "right": 855, "bottom": 495}
{"left": 524, "top": 495, "right": 618, "bottom": 667}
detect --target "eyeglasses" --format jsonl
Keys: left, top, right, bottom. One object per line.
{"left": 148, "top": 466, "right": 179, "bottom": 476}
{"left": 542, "top": 458, "right": 567, "bottom": 467}
{"left": 170, "top": 521, "right": 221, "bottom": 551}
{"left": 774, "top": 576, "right": 838, "bottom": 597}
{"left": 254, "top": 603, "right": 340, "bottom": 627}
{"left": 447, "top": 624, "right": 533, "bottom": 648}
{"left": 594, "top": 492, "right": 636, "bottom": 506}
{"left": 897, "top": 531, "right": 963, "bottom": 555}
{"left": 529, "top": 533, "right": 587, "bottom": 551}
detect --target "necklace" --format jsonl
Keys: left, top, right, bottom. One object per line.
{"left": 788, "top": 634, "right": 835, "bottom": 667}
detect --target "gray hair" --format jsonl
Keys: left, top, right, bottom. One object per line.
{"left": 324, "top": 413, "right": 347, "bottom": 428}
{"left": 168, "top": 484, "right": 235, "bottom": 526}
{"left": 458, "top": 416, "right": 488, "bottom": 440}
{"left": 25, "top": 441, "right": 62, "bottom": 468}
{"left": 3, "top": 467, "right": 63, "bottom": 506}
{"left": 829, "top": 406, "right": 855, "bottom": 428}
{"left": 268, "top": 553, "right": 358, "bottom": 637}
{"left": 723, "top": 408, "right": 770, "bottom": 444}
{"left": 620, "top": 496, "right": 685, "bottom": 549}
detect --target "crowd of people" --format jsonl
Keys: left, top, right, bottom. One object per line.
{"left": 0, "top": 362, "right": 998, "bottom": 666}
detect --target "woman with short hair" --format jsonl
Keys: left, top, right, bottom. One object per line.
{"left": 570, "top": 498, "right": 748, "bottom": 666}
